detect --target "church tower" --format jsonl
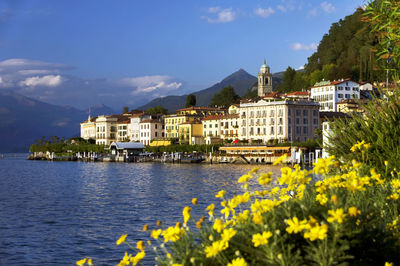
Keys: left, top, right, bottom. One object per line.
{"left": 258, "top": 59, "right": 273, "bottom": 97}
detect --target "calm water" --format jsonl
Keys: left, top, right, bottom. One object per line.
{"left": 0, "top": 154, "right": 282, "bottom": 265}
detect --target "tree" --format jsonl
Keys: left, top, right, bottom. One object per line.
{"left": 210, "top": 86, "right": 239, "bottom": 108}
{"left": 146, "top": 105, "right": 168, "bottom": 115}
{"left": 122, "top": 106, "right": 129, "bottom": 113}
{"left": 185, "top": 94, "right": 196, "bottom": 108}
{"left": 278, "top": 67, "right": 297, "bottom": 92}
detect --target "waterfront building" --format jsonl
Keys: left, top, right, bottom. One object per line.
{"left": 178, "top": 120, "right": 203, "bottom": 145}
{"left": 164, "top": 107, "right": 225, "bottom": 139}
{"left": 117, "top": 118, "right": 130, "bottom": 142}
{"left": 310, "top": 79, "right": 360, "bottom": 112}
{"left": 139, "top": 118, "right": 164, "bottom": 146}
{"left": 258, "top": 59, "right": 273, "bottom": 97}
{"left": 239, "top": 98, "right": 320, "bottom": 143}
{"left": 219, "top": 113, "right": 240, "bottom": 140}
{"left": 95, "top": 115, "right": 119, "bottom": 146}
{"left": 128, "top": 112, "right": 146, "bottom": 142}
{"left": 80, "top": 115, "right": 96, "bottom": 141}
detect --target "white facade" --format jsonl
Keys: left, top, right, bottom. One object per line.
{"left": 139, "top": 119, "right": 164, "bottom": 146}
{"left": 117, "top": 122, "right": 129, "bottom": 141}
{"left": 202, "top": 117, "right": 221, "bottom": 138}
{"left": 95, "top": 115, "right": 118, "bottom": 146}
{"left": 310, "top": 79, "right": 360, "bottom": 112}
{"left": 80, "top": 117, "right": 96, "bottom": 140}
{"left": 129, "top": 115, "right": 142, "bottom": 142}
{"left": 239, "top": 99, "right": 320, "bottom": 143}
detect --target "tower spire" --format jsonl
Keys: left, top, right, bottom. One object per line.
{"left": 88, "top": 107, "right": 91, "bottom": 121}
{"left": 264, "top": 58, "right": 266, "bottom": 65}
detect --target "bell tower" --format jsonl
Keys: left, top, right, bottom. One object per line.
{"left": 258, "top": 59, "right": 273, "bottom": 97}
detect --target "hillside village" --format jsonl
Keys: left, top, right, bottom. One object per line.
{"left": 80, "top": 60, "right": 379, "bottom": 156}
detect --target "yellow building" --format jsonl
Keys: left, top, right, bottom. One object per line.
{"left": 178, "top": 121, "right": 204, "bottom": 145}
{"left": 176, "top": 106, "right": 225, "bottom": 116}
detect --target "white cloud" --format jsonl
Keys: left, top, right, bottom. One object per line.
{"left": 291, "top": 42, "right": 318, "bottom": 51}
{"left": 19, "top": 75, "right": 63, "bottom": 87}
{"left": 202, "top": 7, "right": 236, "bottom": 23}
{"left": 0, "top": 58, "right": 69, "bottom": 70}
{"left": 18, "top": 69, "right": 56, "bottom": 75}
{"left": 297, "top": 65, "right": 305, "bottom": 70}
{"left": 119, "top": 75, "right": 182, "bottom": 95}
{"left": 307, "top": 8, "right": 317, "bottom": 17}
{"left": 321, "top": 2, "right": 336, "bottom": 13}
{"left": 277, "top": 5, "right": 287, "bottom": 12}
{"left": 254, "top": 7, "right": 275, "bottom": 18}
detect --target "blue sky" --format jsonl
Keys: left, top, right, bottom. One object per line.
{"left": 0, "top": 0, "right": 365, "bottom": 110}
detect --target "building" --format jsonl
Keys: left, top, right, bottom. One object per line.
{"left": 178, "top": 120, "right": 203, "bottom": 145}
{"left": 139, "top": 118, "right": 164, "bottom": 146}
{"left": 239, "top": 98, "right": 320, "bottom": 143}
{"left": 310, "top": 79, "right": 360, "bottom": 112}
{"left": 164, "top": 107, "right": 225, "bottom": 139}
{"left": 258, "top": 59, "right": 273, "bottom": 97}
{"left": 80, "top": 115, "right": 96, "bottom": 141}
{"left": 95, "top": 115, "right": 119, "bottom": 145}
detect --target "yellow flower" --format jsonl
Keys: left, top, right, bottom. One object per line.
{"left": 213, "top": 219, "right": 225, "bottom": 233}
{"left": 252, "top": 231, "right": 272, "bottom": 247}
{"left": 87, "top": 258, "right": 93, "bottom": 266}
{"left": 316, "top": 193, "right": 328, "bottom": 205}
{"left": 216, "top": 190, "right": 226, "bottom": 198}
{"left": 206, "top": 203, "right": 215, "bottom": 216}
{"left": 391, "top": 179, "right": 400, "bottom": 189}
{"left": 162, "top": 225, "right": 185, "bottom": 243}
{"left": 327, "top": 208, "right": 346, "bottom": 224}
{"left": 385, "top": 161, "right": 389, "bottom": 166}
{"left": 142, "top": 224, "right": 148, "bottom": 232}
{"left": 118, "top": 252, "right": 131, "bottom": 266}
{"left": 151, "top": 229, "right": 162, "bottom": 239}
{"left": 136, "top": 240, "right": 145, "bottom": 251}
{"left": 172, "top": 264, "right": 183, "bottom": 266}
{"left": 130, "top": 251, "right": 145, "bottom": 266}
{"left": 249, "top": 167, "right": 259, "bottom": 175}
{"left": 313, "top": 156, "right": 335, "bottom": 174}
{"left": 204, "top": 240, "right": 228, "bottom": 257}
{"left": 238, "top": 174, "right": 252, "bottom": 183}
{"left": 196, "top": 216, "right": 205, "bottom": 229}
{"left": 156, "top": 220, "right": 162, "bottom": 226}
{"left": 348, "top": 206, "right": 361, "bottom": 217}
{"left": 228, "top": 257, "right": 248, "bottom": 266}
{"left": 192, "top": 198, "right": 198, "bottom": 205}
{"left": 330, "top": 194, "right": 338, "bottom": 205}
{"left": 350, "top": 140, "right": 365, "bottom": 152}
{"left": 286, "top": 217, "right": 307, "bottom": 234}
{"left": 221, "top": 228, "right": 237, "bottom": 242}
{"left": 116, "top": 234, "right": 127, "bottom": 245}
{"left": 385, "top": 263, "right": 393, "bottom": 266}
{"left": 304, "top": 223, "right": 328, "bottom": 241}
{"left": 76, "top": 258, "right": 86, "bottom": 266}
{"left": 183, "top": 206, "right": 192, "bottom": 226}
{"left": 387, "top": 193, "right": 399, "bottom": 200}
{"left": 273, "top": 154, "right": 287, "bottom": 165}
{"left": 259, "top": 172, "right": 273, "bottom": 185}
{"left": 252, "top": 212, "right": 263, "bottom": 225}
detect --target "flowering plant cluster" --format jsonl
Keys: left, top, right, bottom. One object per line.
{"left": 77, "top": 144, "right": 400, "bottom": 265}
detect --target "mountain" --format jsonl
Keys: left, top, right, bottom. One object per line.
{"left": 86, "top": 103, "right": 115, "bottom": 117}
{"left": 138, "top": 69, "right": 283, "bottom": 112}
{"left": 0, "top": 90, "right": 113, "bottom": 152}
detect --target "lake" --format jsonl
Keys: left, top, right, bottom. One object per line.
{"left": 0, "top": 154, "right": 283, "bottom": 265}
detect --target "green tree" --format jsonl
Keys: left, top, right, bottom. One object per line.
{"left": 278, "top": 67, "right": 297, "bottom": 92}
{"left": 146, "top": 105, "right": 168, "bottom": 115}
{"left": 209, "top": 86, "right": 239, "bottom": 108}
{"left": 185, "top": 94, "right": 196, "bottom": 108}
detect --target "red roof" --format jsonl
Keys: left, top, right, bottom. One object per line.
{"left": 201, "top": 115, "right": 224, "bottom": 121}
{"left": 287, "top": 91, "right": 310, "bottom": 96}
{"left": 176, "top": 106, "right": 224, "bottom": 112}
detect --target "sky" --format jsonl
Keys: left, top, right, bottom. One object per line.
{"left": 0, "top": 0, "right": 365, "bottom": 110}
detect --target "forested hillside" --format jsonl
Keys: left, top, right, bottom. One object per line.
{"left": 276, "top": 7, "right": 386, "bottom": 93}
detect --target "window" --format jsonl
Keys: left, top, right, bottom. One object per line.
{"left": 215, "top": 123, "right": 218, "bottom": 128}
{"left": 296, "top": 118, "right": 300, "bottom": 124}
{"left": 209, "top": 124, "right": 212, "bottom": 128}
{"left": 303, "top": 110, "right": 308, "bottom": 116}
{"left": 345, "top": 94, "right": 350, "bottom": 99}
{"left": 155, "top": 132, "right": 158, "bottom": 137}
{"left": 204, "top": 124, "right": 206, "bottom": 128}
{"left": 296, "top": 110, "right": 301, "bottom": 116}
{"left": 313, "top": 119, "right": 318, "bottom": 125}
{"left": 303, "top": 118, "right": 308, "bottom": 124}
{"left": 270, "top": 127, "right": 274, "bottom": 135}
{"left": 338, "top": 94, "right": 343, "bottom": 99}
{"left": 155, "top": 124, "right": 157, "bottom": 129}
{"left": 303, "top": 127, "right": 308, "bottom": 134}
{"left": 279, "top": 126, "right": 283, "bottom": 135}
{"left": 313, "top": 110, "right": 318, "bottom": 116}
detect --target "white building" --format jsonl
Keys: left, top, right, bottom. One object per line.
{"left": 310, "top": 79, "right": 360, "bottom": 112}
{"left": 359, "top": 82, "right": 373, "bottom": 91}
{"left": 95, "top": 115, "right": 119, "bottom": 146}
{"left": 80, "top": 115, "right": 96, "bottom": 141}
{"left": 239, "top": 99, "right": 320, "bottom": 143}
{"left": 128, "top": 113, "right": 145, "bottom": 142}
{"left": 139, "top": 118, "right": 164, "bottom": 146}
